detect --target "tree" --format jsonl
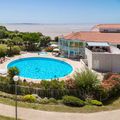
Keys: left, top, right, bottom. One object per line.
{"left": 0, "top": 45, "right": 7, "bottom": 57}
{"left": 0, "top": 26, "right": 7, "bottom": 31}
{"left": 7, "top": 39, "right": 14, "bottom": 56}
{"left": 39, "top": 36, "right": 51, "bottom": 47}
{"left": 22, "top": 32, "right": 40, "bottom": 51}
{"left": 12, "top": 46, "right": 21, "bottom": 55}
{"left": 8, "top": 67, "right": 20, "bottom": 79}
{"left": 54, "top": 36, "right": 59, "bottom": 42}
{"left": 8, "top": 32, "right": 18, "bottom": 39}
{"left": 12, "top": 37, "right": 23, "bottom": 45}
{"left": 0, "top": 30, "right": 8, "bottom": 39}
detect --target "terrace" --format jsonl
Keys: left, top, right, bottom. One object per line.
{"left": 86, "top": 42, "right": 110, "bottom": 53}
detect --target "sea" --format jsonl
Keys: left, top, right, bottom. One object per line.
{"left": 0, "top": 23, "right": 95, "bottom": 39}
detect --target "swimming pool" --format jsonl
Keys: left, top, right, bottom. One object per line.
{"left": 7, "top": 57, "right": 73, "bottom": 80}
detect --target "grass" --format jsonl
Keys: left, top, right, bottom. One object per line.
{"left": 0, "top": 96, "right": 120, "bottom": 113}
{"left": 0, "top": 44, "right": 7, "bottom": 48}
{"left": 0, "top": 115, "right": 16, "bottom": 120}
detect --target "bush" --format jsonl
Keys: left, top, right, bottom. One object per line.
{"left": 40, "top": 80, "right": 65, "bottom": 90}
{"left": 45, "top": 47, "right": 53, "bottom": 52}
{"left": 11, "top": 46, "right": 21, "bottom": 55}
{"left": 62, "top": 96, "right": 85, "bottom": 107}
{"left": 54, "top": 36, "right": 59, "bottom": 42}
{"left": 74, "top": 69, "right": 100, "bottom": 90}
{"left": 86, "top": 99, "right": 103, "bottom": 106}
{"left": 65, "top": 78, "right": 76, "bottom": 89}
{"left": 104, "top": 73, "right": 112, "bottom": 80}
{"left": 39, "top": 97, "right": 49, "bottom": 104}
{"left": 49, "top": 98, "right": 57, "bottom": 104}
{"left": 23, "top": 94, "right": 36, "bottom": 102}
{"left": 74, "top": 69, "right": 100, "bottom": 99}
{"left": 0, "top": 45, "right": 7, "bottom": 57}
{"left": 0, "top": 91, "right": 22, "bottom": 101}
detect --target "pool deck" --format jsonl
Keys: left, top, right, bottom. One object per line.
{"left": 0, "top": 52, "right": 103, "bottom": 82}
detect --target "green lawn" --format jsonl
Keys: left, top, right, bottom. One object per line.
{"left": 0, "top": 44, "right": 7, "bottom": 48}
{"left": 0, "top": 96, "right": 120, "bottom": 113}
{"left": 0, "top": 115, "right": 16, "bottom": 120}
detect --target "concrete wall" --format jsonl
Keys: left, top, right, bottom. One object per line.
{"left": 92, "top": 54, "right": 112, "bottom": 72}
{"left": 85, "top": 48, "right": 93, "bottom": 69}
{"left": 85, "top": 48, "right": 120, "bottom": 73}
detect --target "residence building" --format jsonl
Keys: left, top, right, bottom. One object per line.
{"left": 59, "top": 24, "right": 120, "bottom": 72}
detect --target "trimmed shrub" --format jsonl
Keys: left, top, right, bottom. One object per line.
{"left": 49, "top": 98, "right": 57, "bottom": 104}
{"left": 39, "top": 97, "right": 49, "bottom": 104}
{"left": 86, "top": 99, "right": 103, "bottom": 106}
{"left": 62, "top": 96, "right": 85, "bottom": 107}
{"left": 23, "top": 94, "right": 36, "bottom": 103}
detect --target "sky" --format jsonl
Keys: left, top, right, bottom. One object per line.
{"left": 0, "top": 0, "right": 120, "bottom": 24}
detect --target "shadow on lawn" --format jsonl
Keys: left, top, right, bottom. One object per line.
{"left": 103, "top": 95, "right": 120, "bottom": 106}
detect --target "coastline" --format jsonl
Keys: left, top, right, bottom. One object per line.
{"left": 0, "top": 23, "right": 94, "bottom": 39}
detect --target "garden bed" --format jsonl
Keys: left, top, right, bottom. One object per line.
{"left": 0, "top": 91, "right": 120, "bottom": 113}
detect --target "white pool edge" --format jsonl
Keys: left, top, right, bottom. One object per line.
{"left": 6, "top": 56, "right": 75, "bottom": 82}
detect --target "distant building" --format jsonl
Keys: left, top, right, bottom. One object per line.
{"left": 91, "top": 24, "right": 120, "bottom": 33}
{"left": 59, "top": 24, "right": 120, "bottom": 72}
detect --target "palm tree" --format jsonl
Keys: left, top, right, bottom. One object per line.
{"left": 8, "top": 67, "right": 20, "bottom": 79}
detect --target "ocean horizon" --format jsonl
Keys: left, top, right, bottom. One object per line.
{"left": 0, "top": 23, "right": 95, "bottom": 39}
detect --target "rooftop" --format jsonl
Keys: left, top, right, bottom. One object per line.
{"left": 92, "top": 24, "right": 120, "bottom": 30}
{"left": 63, "top": 31, "right": 120, "bottom": 44}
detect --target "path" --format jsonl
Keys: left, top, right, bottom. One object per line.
{"left": 0, "top": 103, "right": 119, "bottom": 120}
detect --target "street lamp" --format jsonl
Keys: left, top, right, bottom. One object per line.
{"left": 13, "top": 75, "right": 19, "bottom": 120}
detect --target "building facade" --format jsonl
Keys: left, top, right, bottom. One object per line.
{"left": 59, "top": 38, "right": 85, "bottom": 58}
{"left": 59, "top": 24, "right": 120, "bottom": 72}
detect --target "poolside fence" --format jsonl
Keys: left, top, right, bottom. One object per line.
{"left": 0, "top": 82, "right": 109, "bottom": 101}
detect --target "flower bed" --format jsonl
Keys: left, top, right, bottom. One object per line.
{"left": 102, "top": 74, "right": 120, "bottom": 89}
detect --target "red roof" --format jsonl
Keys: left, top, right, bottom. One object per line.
{"left": 92, "top": 24, "right": 120, "bottom": 30}
{"left": 63, "top": 31, "right": 120, "bottom": 44}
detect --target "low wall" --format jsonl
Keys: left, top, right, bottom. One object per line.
{"left": 85, "top": 48, "right": 120, "bottom": 73}
{"left": 93, "top": 53, "right": 120, "bottom": 72}
{"left": 85, "top": 48, "right": 93, "bottom": 69}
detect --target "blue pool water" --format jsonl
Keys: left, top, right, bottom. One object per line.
{"left": 7, "top": 57, "right": 73, "bottom": 80}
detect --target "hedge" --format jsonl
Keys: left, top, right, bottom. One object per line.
{"left": 62, "top": 96, "right": 85, "bottom": 107}
{"left": 23, "top": 94, "right": 36, "bottom": 103}
{"left": 86, "top": 99, "right": 103, "bottom": 106}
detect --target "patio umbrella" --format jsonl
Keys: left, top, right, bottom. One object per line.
{"left": 53, "top": 48, "right": 60, "bottom": 52}
{"left": 0, "top": 69, "right": 7, "bottom": 75}
{"left": 50, "top": 44, "right": 58, "bottom": 48}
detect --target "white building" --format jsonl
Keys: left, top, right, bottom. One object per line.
{"left": 59, "top": 24, "right": 120, "bottom": 72}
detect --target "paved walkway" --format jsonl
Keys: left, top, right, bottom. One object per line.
{"left": 0, "top": 103, "right": 119, "bottom": 120}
